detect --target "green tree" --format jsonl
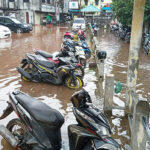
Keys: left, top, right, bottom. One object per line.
{"left": 112, "top": 0, "right": 150, "bottom": 26}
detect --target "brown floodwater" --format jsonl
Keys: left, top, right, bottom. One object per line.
{"left": 0, "top": 25, "right": 99, "bottom": 150}
{"left": 0, "top": 24, "right": 149, "bottom": 150}
{"left": 97, "top": 27, "right": 150, "bottom": 149}
{"left": 97, "top": 27, "right": 150, "bottom": 102}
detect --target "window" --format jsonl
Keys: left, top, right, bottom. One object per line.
{"left": 95, "top": 0, "right": 99, "bottom": 6}
{"left": 84, "top": 0, "right": 88, "bottom": 5}
{"left": 4, "top": 18, "right": 13, "bottom": 24}
{"left": 42, "top": 0, "right": 45, "bottom": 3}
{"left": 47, "top": 0, "right": 50, "bottom": 4}
{"left": 0, "top": 18, "right": 4, "bottom": 23}
{"left": 9, "top": 0, "right": 14, "bottom": 2}
{"left": 23, "top": 0, "right": 29, "bottom": 2}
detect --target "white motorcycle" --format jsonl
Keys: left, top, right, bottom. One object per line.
{"left": 75, "top": 46, "right": 86, "bottom": 67}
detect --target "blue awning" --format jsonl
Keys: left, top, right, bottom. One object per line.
{"left": 102, "top": 7, "right": 111, "bottom": 10}
{"left": 81, "top": 5, "right": 100, "bottom": 12}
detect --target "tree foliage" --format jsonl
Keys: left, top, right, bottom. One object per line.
{"left": 112, "top": 0, "right": 150, "bottom": 26}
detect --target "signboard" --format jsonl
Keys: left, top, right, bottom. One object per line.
{"left": 41, "top": 4, "right": 55, "bottom": 12}
{"left": 69, "top": 2, "right": 79, "bottom": 9}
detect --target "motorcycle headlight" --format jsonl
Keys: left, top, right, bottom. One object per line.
{"left": 76, "top": 109, "right": 95, "bottom": 123}
{"left": 96, "top": 124, "right": 110, "bottom": 136}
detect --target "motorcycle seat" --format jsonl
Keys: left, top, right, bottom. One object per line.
{"left": 15, "top": 92, "right": 64, "bottom": 127}
{"left": 36, "top": 50, "right": 53, "bottom": 58}
{"left": 34, "top": 55, "right": 55, "bottom": 68}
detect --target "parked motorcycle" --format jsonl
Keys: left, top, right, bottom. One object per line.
{"left": 33, "top": 49, "right": 85, "bottom": 77}
{"left": 74, "top": 46, "right": 87, "bottom": 67}
{"left": 64, "top": 28, "right": 86, "bottom": 41}
{"left": 62, "top": 39, "right": 91, "bottom": 59}
{"left": 0, "top": 89, "right": 120, "bottom": 150}
{"left": 78, "top": 28, "right": 86, "bottom": 40}
{"left": 109, "top": 24, "right": 119, "bottom": 33}
{"left": 17, "top": 53, "right": 83, "bottom": 89}
{"left": 143, "top": 33, "right": 150, "bottom": 55}
{"left": 125, "top": 32, "right": 131, "bottom": 43}
{"left": 119, "top": 26, "right": 131, "bottom": 40}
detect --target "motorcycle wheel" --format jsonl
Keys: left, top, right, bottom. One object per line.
{"left": 21, "top": 68, "right": 32, "bottom": 82}
{"left": 7, "top": 118, "right": 31, "bottom": 150}
{"left": 75, "top": 66, "right": 84, "bottom": 77}
{"left": 65, "top": 76, "right": 83, "bottom": 89}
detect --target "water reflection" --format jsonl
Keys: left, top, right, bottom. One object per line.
{"left": 0, "top": 38, "right": 12, "bottom": 50}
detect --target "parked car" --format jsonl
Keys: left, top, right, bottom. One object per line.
{"left": 0, "top": 25, "right": 11, "bottom": 38}
{"left": 72, "top": 18, "right": 86, "bottom": 30}
{"left": 0, "top": 16, "right": 32, "bottom": 33}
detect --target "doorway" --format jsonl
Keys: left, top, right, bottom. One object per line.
{"left": 26, "top": 12, "right": 29, "bottom": 23}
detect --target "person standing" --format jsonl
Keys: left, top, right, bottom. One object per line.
{"left": 46, "top": 14, "right": 52, "bottom": 28}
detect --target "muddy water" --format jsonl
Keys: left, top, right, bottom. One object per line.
{"left": 98, "top": 27, "right": 150, "bottom": 101}
{"left": 0, "top": 25, "right": 100, "bottom": 150}
{"left": 97, "top": 27, "right": 150, "bottom": 149}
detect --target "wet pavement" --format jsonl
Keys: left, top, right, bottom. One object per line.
{"left": 0, "top": 25, "right": 149, "bottom": 149}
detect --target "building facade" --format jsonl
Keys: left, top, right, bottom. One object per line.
{"left": 80, "top": 0, "right": 112, "bottom": 10}
{"left": 0, "top": 0, "right": 63, "bottom": 25}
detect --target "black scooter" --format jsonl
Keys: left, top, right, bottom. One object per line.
{"left": 0, "top": 89, "right": 120, "bottom": 150}
{"left": 17, "top": 53, "right": 83, "bottom": 89}
{"left": 33, "top": 49, "right": 84, "bottom": 77}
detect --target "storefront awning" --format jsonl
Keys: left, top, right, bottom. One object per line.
{"left": 81, "top": 5, "right": 100, "bottom": 12}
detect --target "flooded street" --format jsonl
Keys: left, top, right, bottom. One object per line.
{"left": 0, "top": 25, "right": 149, "bottom": 149}
{"left": 0, "top": 25, "right": 99, "bottom": 150}
{"left": 97, "top": 27, "right": 150, "bottom": 149}
{"left": 98, "top": 28, "right": 150, "bottom": 102}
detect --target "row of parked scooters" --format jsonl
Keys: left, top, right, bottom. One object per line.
{"left": 110, "top": 23, "right": 150, "bottom": 55}
{"left": 16, "top": 28, "right": 91, "bottom": 89}
{"left": 0, "top": 28, "right": 121, "bottom": 149}
{"left": 143, "top": 33, "right": 150, "bottom": 55}
{"left": 110, "top": 23, "right": 131, "bottom": 43}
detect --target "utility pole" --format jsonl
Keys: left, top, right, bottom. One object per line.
{"left": 125, "top": 0, "right": 146, "bottom": 113}
{"left": 79, "top": 0, "right": 81, "bottom": 16}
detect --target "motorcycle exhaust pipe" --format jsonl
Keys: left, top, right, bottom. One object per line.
{"left": 0, "top": 125, "right": 19, "bottom": 148}
{"left": 17, "top": 67, "right": 32, "bottom": 80}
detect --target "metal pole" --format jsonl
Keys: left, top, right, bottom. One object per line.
{"left": 126, "top": 0, "right": 146, "bottom": 113}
